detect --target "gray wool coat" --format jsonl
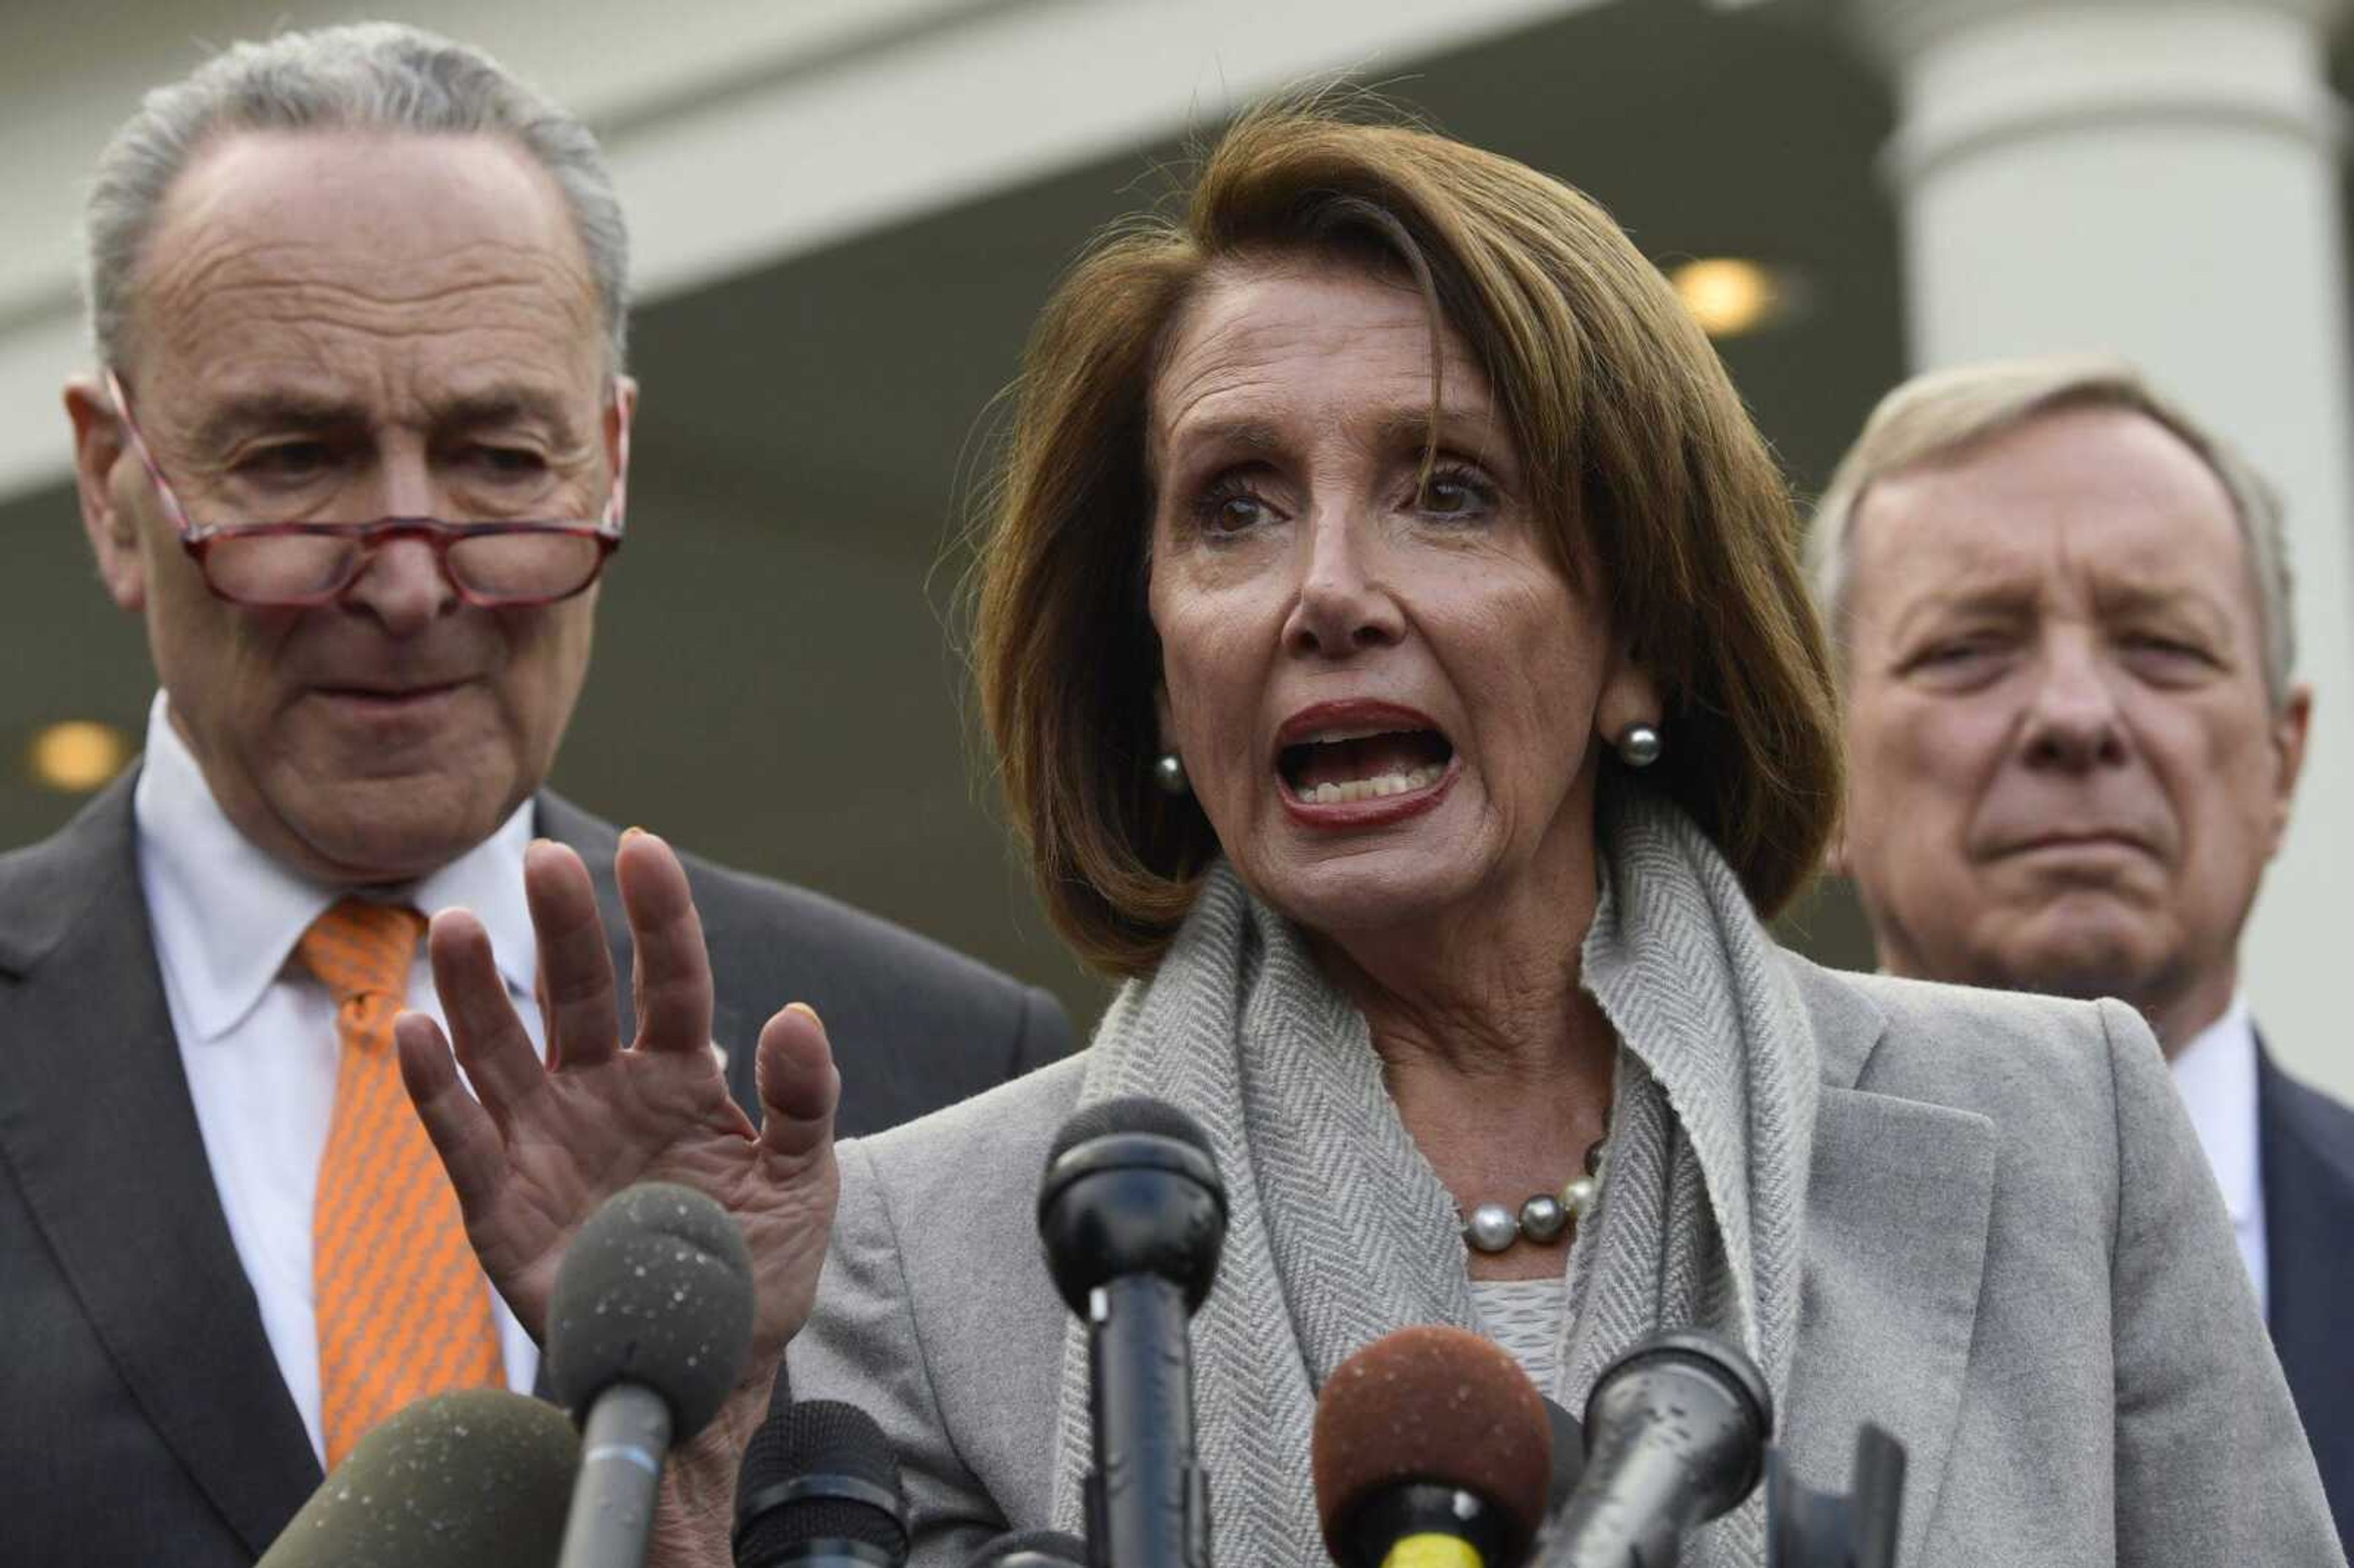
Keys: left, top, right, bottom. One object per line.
{"left": 787, "top": 953, "right": 2344, "bottom": 1568}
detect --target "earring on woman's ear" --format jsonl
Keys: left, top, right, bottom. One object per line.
{"left": 1616, "top": 722, "right": 1664, "bottom": 769}
{"left": 1153, "top": 752, "right": 1190, "bottom": 796}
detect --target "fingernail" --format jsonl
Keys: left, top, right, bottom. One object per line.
{"left": 786, "top": 1002, "right": 823, "bottom": 1027}
{"left": 622, "top": 825, "right": 646, "bottom": 840}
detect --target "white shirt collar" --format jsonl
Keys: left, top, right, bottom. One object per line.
{"left": 132, "top": 691, "right": 540, "bottom": 1041}
{"left": 2168, "top": 992, "right": 2261, "bottom": 1228}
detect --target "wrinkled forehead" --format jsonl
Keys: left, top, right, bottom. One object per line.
{"left": 126, "top": 127, "right": 606, "bottom": 405}
{"left": 1848, "top": 406, "right": 2259, "bottom": 625}
{"left": 1147, "top": 257, "right": 1504, "bottom": 468}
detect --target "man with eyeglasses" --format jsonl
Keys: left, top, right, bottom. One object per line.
{"left": 0, "top": 25, "right": 1070, "bottom": 1567}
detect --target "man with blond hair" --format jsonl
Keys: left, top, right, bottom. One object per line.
{"left": 0, "top": 24, "right": 1068, "bottom": 1565}
{"left": 1808, "top": 356, "right": 2350, "bottom": 1551}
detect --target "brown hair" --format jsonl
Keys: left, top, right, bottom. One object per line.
{"left": 972, "top": 104, "right": 1840, "bottom": 975}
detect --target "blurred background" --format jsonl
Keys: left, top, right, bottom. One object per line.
{"left": 1, "top": 0, "right": 2347, "bottom": 1092}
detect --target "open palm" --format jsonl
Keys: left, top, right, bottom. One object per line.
{"left": 394, "top": 831, "right": 839, "bottom": 1379}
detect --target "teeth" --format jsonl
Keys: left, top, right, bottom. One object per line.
{"left": 1300, "top": 725, "right": 1408, "bottom": 746}
{"left": 1299, "top": 765, "right": 1446, "bottom": 804}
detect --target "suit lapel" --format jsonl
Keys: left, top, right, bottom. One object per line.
{"left": 0, "top": 777, "right": 320, "bottom": 1553}
{"left": 1783, "top": 959, "right": 1995, "bottom": 1568}
{"left": 2256, "top": 1046, "right": 2354, "bottom": 1487}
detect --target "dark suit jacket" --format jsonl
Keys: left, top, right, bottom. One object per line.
{"left": 2261, "top": 1046, "right": 2354, "bottom": 1562}
{"left": 0, "top": 774, "right": 1073, "bottom": 1567}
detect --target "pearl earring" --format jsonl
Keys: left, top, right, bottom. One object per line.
{"left": 1153, "top": 753, "right": 1190, "bottom": 796}
{"left": 1616, "top": 722, "right": 1663, "bottom": 769}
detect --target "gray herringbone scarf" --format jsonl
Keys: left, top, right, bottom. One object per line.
{"left": 1047, "top": 788, "right": 1819, "bottom": 1567}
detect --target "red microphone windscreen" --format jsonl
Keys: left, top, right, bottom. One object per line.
{"left": 1311, "top": 1324, "right": 1553, "bottom": 1556}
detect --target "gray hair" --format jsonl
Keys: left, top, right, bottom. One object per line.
{"left": 1805, "top": 356, "right": 2297, "bottom": 707}
{"left": 83, "top": 21, "right": 628, "bottom": 371}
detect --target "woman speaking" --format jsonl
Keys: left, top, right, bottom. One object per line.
{"left": 401, "top": 106, "right": 2337, "bottom": 1567}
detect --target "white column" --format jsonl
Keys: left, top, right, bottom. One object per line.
{"left": 1857, "top": 0, "right": 2354, "bottom": 1098}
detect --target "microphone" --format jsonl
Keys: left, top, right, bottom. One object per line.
{"left": 1532, "top": 1330, "right": 1772, "bottom": 1568}
{"left": 1537, "top": 1396, "right": 1588, "bottom": 1517}
{"left": 256, "top": 1387, "right": 577, "bottom": 1567}
{"left": 1311, "top": 1325, "right": 1554, "bottom": 1568}
{"left": 549, "top": 1181, "right": 758, "bottom": 1568}
{"left": 733, "top": 1397, "right": 910, "bottom": 1567}
{"left": 1767, "top": 1424, "right": 1906, "bottom": 1568}
{"left": 958, "top": 1529, "right": 1089, "bottom": 1567}
{"left": 1036, "top": 1096, "right": 1227, "bottom": 1568}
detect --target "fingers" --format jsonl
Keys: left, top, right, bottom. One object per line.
{"left": 755, "top": 1002, "right": 840, "bottom": 1163}
{"left": 426, "top": 908, "right": 550, "bottom": 1127}
{"left": 615, "top": 829, "right": 715, "bottom": 1056}
{"left": 524, "top": 839, "right": 620, "bottom": 1071}
{"left": 395, "top": 1010, "right": 510, "bottom": 1218}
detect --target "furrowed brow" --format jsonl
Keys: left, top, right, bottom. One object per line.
{"left": 1371, "top": 404, "right": 1503, "bottom": 460}
{"left": 2096, "top": 579, "right": 2215, "bottom": 616}
{"left": 1150, "top": 413, "right": 1279, "bottom": 489}
{"left": 2095, "top": 579, "right": 2237, "bottom": 639}
{"left": 190, "top": 392, "right": 364, "bottom": 452}
{"left": 1166, "top": 414, "right": 1283, "bottom": 458}
{"left": 437, "top": 388, "right": 582, "bottom": 440}
{"left": 1883, "top": 582, "right": 2035, "bottom": 647}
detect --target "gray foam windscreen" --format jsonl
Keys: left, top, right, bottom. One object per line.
{"left": 256, "top": 1388, "right": 577, "bottom": 1568}
{"left": 547, "top": 1181, "right": 756, "bottom": 1439}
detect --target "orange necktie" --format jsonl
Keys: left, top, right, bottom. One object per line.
{"left": 302, "top": 899, "right": 502, "bottom": 1469}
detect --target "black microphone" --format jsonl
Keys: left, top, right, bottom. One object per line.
{"left": 256, "top": 1387, "right": 577, "bottom": 1567}
{"left": 1538, "top": 1396, "right": 1588, "bottom": 1518}
{"left": 549, "top": 1181, "right": 758, "bottom": 1568}
{"left": 1036, "top": 1096, "right": 1227, "bottom": 1568}
{"left": 1311, "top": 1324, "right": 1555, "bottom": 1568}
{"left": 1531, "top": 1330, "right": 1772, "bottom": 1568}
{"left": 733, "top": 1397, "right": 910, "bottom": 1567}
{"left": 1767, "top": 1423, "right": 1906, "bottom": 1568}
{"left": 958, "top": 1529, "right": 1089, "bottom": 1567}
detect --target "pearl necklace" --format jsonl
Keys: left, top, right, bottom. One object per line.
{"left": 1461, "top": 1135, "right": 1607, "bottom": 1254}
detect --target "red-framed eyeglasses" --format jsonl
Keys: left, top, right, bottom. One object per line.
{"left": 105, "top": 370, "right": 630, "bottom": 609}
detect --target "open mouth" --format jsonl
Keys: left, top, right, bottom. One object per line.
{"left": 1278, "top": 727, "right": 1454, "bottom": 804}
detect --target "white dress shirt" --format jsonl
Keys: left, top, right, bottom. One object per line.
{"left": 132, "top": 693, "right": 544, "bottom": 1467}
{"left": 2167, "top": 993, "right": 2268, "bottom": 1316}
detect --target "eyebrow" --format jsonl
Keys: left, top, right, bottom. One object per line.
{"left": 188, "top": 386, "right": 584, "bottom": 452}
{"left": 2092, "top": 579, "right": 2230, "bottom": 623}
{"left": 190, "top": 392, "right": 364, "bottom": 452}
{"left": 1880, "top": 582, "right": 2035, "bottom": 649}
{"left": 1369, "top": 406, "right": 1508, "bottom": 465}
{"left": 1160, "top": 403, "right": 1504, "bottom": 462}
{"left": 438, "top": 388, "right": 584, "bottom": 440}
{"left": 1159, "top": 414, "right": 1282, "bottom": 459}
{"left": 1883, "top": 576, "right": 2237, "bottom": 650}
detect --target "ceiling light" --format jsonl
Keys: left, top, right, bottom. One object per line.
{"left": 1669, "top": 257, "right": 1794, "bottom": 340}
{"left": 29, "top": 720, "right": 130, "bottom": 793}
